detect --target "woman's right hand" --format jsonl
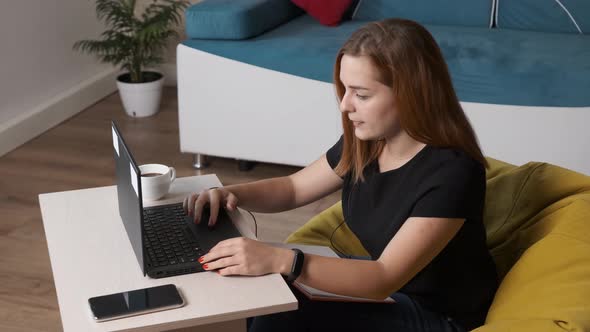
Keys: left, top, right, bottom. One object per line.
{"left": 182, "top": 187, "right": 239, "bottom": 226}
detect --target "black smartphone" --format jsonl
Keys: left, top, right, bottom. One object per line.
{"left": 89, "top": 284, "right": 184, "bottom": 322}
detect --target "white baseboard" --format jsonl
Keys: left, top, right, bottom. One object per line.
{"left": 0, "top": 68, "right": 119, "bottom": 157}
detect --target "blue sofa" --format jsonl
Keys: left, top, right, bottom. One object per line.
{"left": 177, "top": 0, "right": 590, "bottom": 175}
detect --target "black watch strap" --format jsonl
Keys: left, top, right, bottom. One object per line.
{"left": 285, "top": 248, "right": 304, "bottom": 283}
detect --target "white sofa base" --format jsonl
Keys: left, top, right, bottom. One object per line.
{"left": 178, "top": 44, "right": 341, "bottom": 167}
{"left": 177, "top": 44, "right": 590, "bottom": 175}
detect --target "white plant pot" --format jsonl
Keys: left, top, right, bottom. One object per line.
{"left": 116, "top": 71, "right": 164, "bottom": 118}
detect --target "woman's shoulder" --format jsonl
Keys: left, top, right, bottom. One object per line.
{"left": 420, "top": 145, "right": 485, "bottom": 180}
{"left": 326, "top": 135, "right": 344, "bottom": 170}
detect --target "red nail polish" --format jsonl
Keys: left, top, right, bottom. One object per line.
{"left": 203, "top": 264, "right": 209, "bottom": 270}
{"left": 198, "top": 257, "right": 204, "bottom": 263}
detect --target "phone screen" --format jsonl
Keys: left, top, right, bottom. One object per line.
{"left": 89, "top": 284, "right": 184, "bottom": 321}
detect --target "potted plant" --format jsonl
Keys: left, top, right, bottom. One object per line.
{"left": 74, "top": 0, "right": 189, "bottom": 117}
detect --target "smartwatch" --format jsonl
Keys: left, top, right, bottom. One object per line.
{"left": 285, "top": 249, "right": 304, "bottom": 283}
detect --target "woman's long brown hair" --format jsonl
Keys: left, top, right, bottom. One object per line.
{"left": 333, "top": 18, "right": 488, "bottom": 182}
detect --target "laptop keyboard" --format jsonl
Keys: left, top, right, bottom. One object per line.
{"left": 142, "top": 203, "right": 204, "bottom": 268}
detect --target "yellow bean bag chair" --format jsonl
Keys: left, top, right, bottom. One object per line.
{"left": 286, "top": 158, "right": 590, "bottom": 331}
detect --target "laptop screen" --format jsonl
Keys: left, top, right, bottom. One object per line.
{"left": 111, "top": 121, "right": 146, "bottom": 276}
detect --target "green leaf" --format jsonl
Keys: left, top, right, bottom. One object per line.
{"left": 74, "top": 0, "right": 189, "bottom": 82}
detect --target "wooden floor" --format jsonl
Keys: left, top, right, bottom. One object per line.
{"left": 0, "top": 87, "right": 340, "bottom": 331}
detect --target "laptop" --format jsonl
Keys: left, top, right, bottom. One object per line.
{"left": 111, "top": 121, "right": 242, "bottom": 278}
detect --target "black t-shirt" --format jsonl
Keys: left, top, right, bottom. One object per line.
{"left": 326, "top": 136, "right": 498, "bottom": 330}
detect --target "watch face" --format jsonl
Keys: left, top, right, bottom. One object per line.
{"left": 287, "top": 249, "right": 304, "bottom": 282}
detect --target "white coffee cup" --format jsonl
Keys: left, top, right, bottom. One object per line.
{"left": 139, "top": 164, "right": 176, "bottom": 201}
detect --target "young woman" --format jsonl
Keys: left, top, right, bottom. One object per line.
{"left": 183, "top": 18, "right": 498, "bottom": 332}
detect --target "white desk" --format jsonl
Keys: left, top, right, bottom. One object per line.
{"left": 39, "top": 175, "right": 298, "bottom": 332}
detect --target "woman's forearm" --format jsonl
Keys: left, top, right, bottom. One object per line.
{"left": 224, "top": 176, "right": 296, "bottom": 213}
{"left": 278, "top": 253, "right": 397, "bottom": 300}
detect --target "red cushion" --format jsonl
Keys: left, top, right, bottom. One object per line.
{"left": 291, "top": 0, "right": 354, "bottom": 26}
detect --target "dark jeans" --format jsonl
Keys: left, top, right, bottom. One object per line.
{"left": 248, "top": 286, "right": 467, "bottom": 332}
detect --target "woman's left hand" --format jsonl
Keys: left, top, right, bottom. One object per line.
{"left": 198, "top": 237, "right": 293, "bottom": 276}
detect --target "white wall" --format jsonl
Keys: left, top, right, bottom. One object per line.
{"left": 0, "top": 0, "right": 201, "bottom": 156}
{"left": 0, "top": 0, "right": 118, "bottom": 156}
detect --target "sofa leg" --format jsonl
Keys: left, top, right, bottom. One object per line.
{"left": 238, "top": 160, "right": 257, "bottom": 171}
{"left": 192, "top": 154, "right": 210, "bottom": 169}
